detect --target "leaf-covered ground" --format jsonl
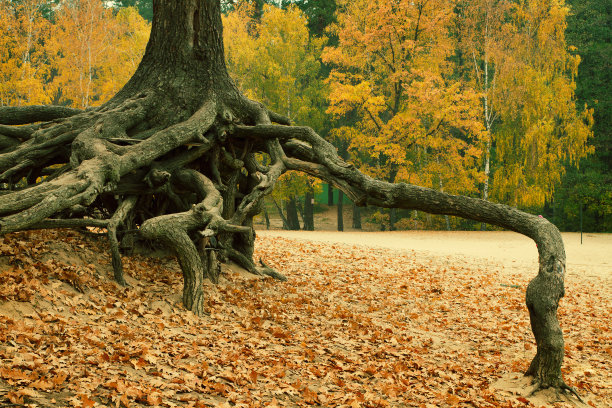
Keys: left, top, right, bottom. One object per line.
{"left": 0, "top": 230, "right": 609, "bottom": 407}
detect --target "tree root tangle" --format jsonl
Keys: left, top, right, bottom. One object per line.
{"left": 0, "top": 90, "right": 575, "bottom": 396}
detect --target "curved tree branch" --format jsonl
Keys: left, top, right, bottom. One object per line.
{"left": 233, "top": 123, "right": 568, "bottom": 389}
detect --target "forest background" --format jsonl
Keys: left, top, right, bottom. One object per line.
{"left": 1, "top": 0, "right": 609, "bottom": 232}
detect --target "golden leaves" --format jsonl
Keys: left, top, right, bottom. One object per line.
{"left": 325, "top": 0, "right": 486, "bottom": 194}
{"left": 0, "top": 0, "right": 52, "bottom": 106}
{"left": 461, "top": 0, "right": 594, "bottom": 206}
{"left": 0, "top": 1, "right": 150, "bottom": 109}
{"left": 48, "top": 1, "right": 150, "bottom": 109}
{"left": 223, "top": 4, "right": 326, "bottom": 128}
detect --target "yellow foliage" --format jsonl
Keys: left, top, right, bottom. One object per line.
{"left": 48, "top": 1, "right": 150, "bottom": 108}
{"left": 223, "top": 3, "right": 326, "bottom": 127}
{"left": 461, "top": 0, "right": 594, "bottom": 206}
{"left": 0, "top": 0, "right": 52, "bottom": 106}
{"left": 0, "top": 0, "right": 149, "bottom": 109}
{"left": 325, "top": 0, "right": 485, "bottom": 193}
{"left": 97, "top": 7, "right": 150, "bottom": 103}
{"left": 223, "top": 3, "right": 328, "bottom": 202}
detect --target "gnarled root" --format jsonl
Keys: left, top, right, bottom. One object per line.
{"left": 528, "top": 377, "right": 584, "bottom": 403}
{"left": 108, "top": 196, "right": 138, "bottom": 286}
{"left": 257, "top": 258, "right": 287, "bottom": 281}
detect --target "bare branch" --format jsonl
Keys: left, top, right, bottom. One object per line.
{"left": 0, "top": 124, "right": 39, "bottom": 141}
{"left": 21, "top": 218, "right": 109, "bottom": 231}
{"left": 0, "top": 105, "right": 84, "bottom": 125}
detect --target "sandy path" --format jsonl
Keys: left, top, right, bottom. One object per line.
{"left": 256, "top": 230, "right": 612, "bottom": 281}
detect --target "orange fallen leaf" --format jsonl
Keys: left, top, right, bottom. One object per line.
{"left": 80, "top": 394, "right": 96, "bottom": 408}
{"left": 6, "top": 392, "right": 24, "bottom": 405}
{"left": 53, "top": 372, "right": 68, "bottom": 386}
{"left": 120, "top": 393, "right": 130, "bottom": 408}
{"left": 30, "top": 378, "right": 55, "bottom": 390}
{"left": 146, "top": 393, "right": 162, "bottom": 406}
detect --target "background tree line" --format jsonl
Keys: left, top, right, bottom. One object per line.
{"left": 0, "top": 0, "right": 150, "bottom": 110}
{"left": 1, "top": 0, "right": 608, "bottom": 231}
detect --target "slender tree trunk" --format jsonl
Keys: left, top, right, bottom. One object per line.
{"left": 389, "top": 208, "right": 397, "bottom": 231}
{"left": 263, "top": 208, "right": 270, "bottom": 230}
{"left": 304, "top": 189, "right": 314, "bottom": 231}
{"left": 475, "top": 19, "right": 495, "bottom": 232}
{"left": 296, "top": 196, "right": 305, "bottom": 226}
{"left": 337, "top": 190, "right": 344, "bottom": 231}
{"left": 272, "top": 199, "right": 290, "bottom": 230}
{"left": 352, "top": 203, "right": 361, "bottom": 229}
{"left": 327, "top": 184, "right": 334, "bottom": 205}
{"left": 388, "top": 166, "right": 399, "bottom": 230}
{"left": 481, "top": 131, "right": 492, "bottom": 231}
{"left": 437, "top": 161, "right": 452, "bottom": 231}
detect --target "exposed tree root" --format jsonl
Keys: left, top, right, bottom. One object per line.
{"left": 0, "top": 93, "right": 576, "bottom": 393}
{"left": 108, "top": 196, "right": 138, "bottom": 286}
{"left": 528, "top": 376, "right": 585, "bottom": 403}
{"left": 560, "top": 383, "right": 584, "bottom": 403}
{"left": 20, "top": 218, "right": 109, "bottom": 231}
{"left": 257, "top": 258, "right": 288, "bottom": 281}
{"left": 0, "top": 105, "right": 83, "bottom": 125}
{"left": 230, "top": 123, "right": 575, "bottom": 393}
{"left": 0, "top": 91, "right": 576, "bottom": 393}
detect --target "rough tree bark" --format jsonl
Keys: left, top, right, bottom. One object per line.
{"left": 285, "top": 196, "right": 301, "bottom": 230}
{"left": 337, "top": 189, "right": 344, "bottom": 231}
{"left": 352, "top": 203, "right": 362, "bottom": 229}
{"left": 303, "top": 188, "right": 315, "bottom": 231}
{"left": 0, "top": 0, "right": 576, "bottom": 397}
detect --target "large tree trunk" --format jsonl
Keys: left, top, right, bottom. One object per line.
{"left": 285, "top": 196, "right": 301, "bottom": 230}
{"left": 0, "top": 0, "right": 576, "bottom": 397}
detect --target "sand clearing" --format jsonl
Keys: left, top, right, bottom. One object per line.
{"left": 255, "top": 230, "right": 611, "bottom": 405}
{"left": 257, "top": 230, "right": 612, "bottom": 281}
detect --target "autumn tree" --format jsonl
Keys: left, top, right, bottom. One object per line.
{"left": 0, "top": 0, "right": 52, "bottom": 107}
{"left": 458, "top": 0, "right": 592, "bottom": 208}
{"left": 325, "top": 0, "right": 486, "bottom": 230}
{"left": 0, "top": 0, "right": 581, "bottom": 396}
{"left": 47, "top": 0, "right": 150, "bottom": 108}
